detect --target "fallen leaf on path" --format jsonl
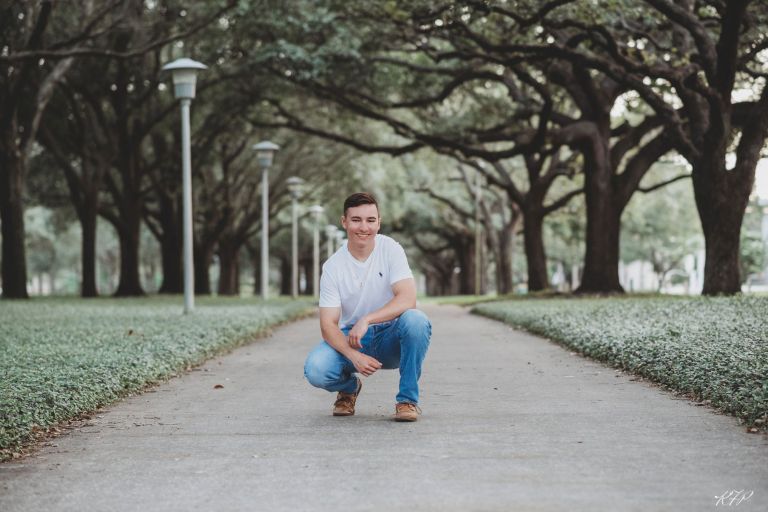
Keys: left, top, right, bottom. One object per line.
{"left": 214, "top": 384, "right": 224, "bottom": 389}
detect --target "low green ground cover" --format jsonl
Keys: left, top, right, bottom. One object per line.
{"left": 419, "top": 295, "right": 491, "bottom": 306}
{"left": 0, "top": 297, "right": 313, "bottom": 460}
{"left": 473, "top": 295, "right": 768, "bottom": 428}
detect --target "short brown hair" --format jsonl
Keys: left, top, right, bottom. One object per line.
{"left": 343, "top": 192, "right": 379, "bottom": 216}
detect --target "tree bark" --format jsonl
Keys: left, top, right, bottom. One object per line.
{"left": 692, "top": 155, "right": 751, "bottom": 295}
{"left": 578, "top": 200, "right": 623, "bottom": 294}
{"left": 700, "top": 213, "right": 743, "bottom": 295}
{"left": 194, "top": 243, "right": 214, "bottom": 295}
{"left": 113, "top": 209, "right": 144, "bottom": 296}
{"left": 279, "top": 256, "right": 291, "bottom": 296}
{"left": 454, "top": 239, "right": 475, "bottom": 295}
{"left": 80, "top": 204, "right": 98, "bottom": 297}
{"left": 576, "top": 136, "right": 624, "bottom": 294}
{"left": 156, "top": 194, "right": 183, "bottom": 294}
{"left": 492, "top": 226, "right": 512, "bottom": 294}
{"left": 424, "top": 272, "right": 439, "bottom": 296}
{"left": 217, "top": 237, "right": 240, "bottom": 296}
{"left": 111, "top": 211, "right": 145, "bottom": 298}
{"left": 477, "top": 194, "right": 520, "bottom": 295}
{"left": 522, "top": 207, "right": 548, "bottom": 292}
{"left": 0, "top": 150, "right": 29, "bottom": 298}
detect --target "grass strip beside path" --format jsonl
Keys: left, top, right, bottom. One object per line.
{"left": 0, "top": 297, "right": 313, "bottom": 460}
{"left": 472, "top": 296, "right": 768, "bottom": 429}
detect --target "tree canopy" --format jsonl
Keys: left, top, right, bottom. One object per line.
{"left": 2, "top": 0, "right": 767, "bottom": 298}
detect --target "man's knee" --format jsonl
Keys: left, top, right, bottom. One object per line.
{"left": 397, "top": 309, "right": 432, "bottom": 342}
{"left": 304, "top": 347, "right": 339, "bottom": 389}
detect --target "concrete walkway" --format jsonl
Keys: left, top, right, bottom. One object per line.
{"left": 1, "top": 304, "right": 766, "bottom": 511}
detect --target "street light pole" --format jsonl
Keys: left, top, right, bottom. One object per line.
{"left": 286, "top": 176, "right": 304, "bottom": 298}
{"left": 474, "top": 170, "right": 482, "bottom": 296}
{"left": 308, "top": 205, "right": 325, "bottom": 297}
{"left": 180, "top": 98, "right": 194, "bottom": 311}
{"left": 161, "top": 58, "right": 207, "bottom": 314}
{"left": 253, "top": 140, "right": 280, "bottom": 300}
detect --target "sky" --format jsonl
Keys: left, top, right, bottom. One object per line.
{"left": 757, "top": 159, "right": 768, "bottom": 200}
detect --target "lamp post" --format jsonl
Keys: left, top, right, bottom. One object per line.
{"left": 286, "top": 176, "right": 304, "bottom": 298}
{"left": 474, "top": 170, "right": 482, "bottom": 296}
{"left": 325, "top": 224, "right": 337, "bottom": 260}
{"left": 161, "top": 57, "right": 207, "bottom": 314}
{"left": 253, "top": 140, "right": 280, "bottom": 300}
{"left": 308, "top": 205, "right": 325, "bottom": 297}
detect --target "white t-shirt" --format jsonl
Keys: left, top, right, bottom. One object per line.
{"left": 319, "top": 234, "right": 413, "bottom": 328}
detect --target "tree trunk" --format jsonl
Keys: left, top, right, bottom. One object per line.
{"left": 194, "top": 244, "right": 213, "bottom": 295}
{"left": 279, "top": 256, "right": 291, "bottom": 296}
{"left": 692, "top": 158, "right": 750, "bottom": 295}
{"left": 456, "top": 241, "right": 475, "bottom": 295}
{"left": 424, "top": 270, "right": 435, "bottom": 296}
{"left": 157, "top": 195, "right": 183, "bottom": 294}
{"left": 578, "top": 199, "right": 623, "bottom": 294}
{"left": 522, "top": 207, "right": 549, "bottom": 292}
{"left": 80, "top": 204, "right": 98, "bottom": 297}
{"left": 496, "top": 226, "right": 515, "bottom": 294}
{"left": 0, "top": 150, "right": 29, "bottom": 298}
{"left": 576, "top": 136, "right": 623, "bottom": 294}
{"left": 217, "top": 237, "right": 240, "bottom": 296}
{"left": 114, "top": 211, "right": 144, "bottom": 296}
{"left": 699, "top": 210, "right": 744, "bottom": 294}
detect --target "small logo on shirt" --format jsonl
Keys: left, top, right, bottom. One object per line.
{"left": 378, "top": 272, "right": 383, "bottom": 277}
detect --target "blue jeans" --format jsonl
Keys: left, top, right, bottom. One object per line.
{"left": 304, "top": 309, "right": 431, "bottom": 404}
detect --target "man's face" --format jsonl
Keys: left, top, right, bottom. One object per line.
{"left": 341, "top": 203, "right": 380, "bottom": 245}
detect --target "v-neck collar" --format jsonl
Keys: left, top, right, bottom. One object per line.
{"left": 345, "top": 236, "right": 377, "bottom": 268}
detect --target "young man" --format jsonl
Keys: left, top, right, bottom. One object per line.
{"left": 303, "top": 192, "right": 431, "bottom": 422}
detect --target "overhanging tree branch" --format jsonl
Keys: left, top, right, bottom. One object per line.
{"left": 0, "top": 0, "right": 237, "bottom": 62}
{"left": 637, "top": 173, "right": 692, "bottom": 193}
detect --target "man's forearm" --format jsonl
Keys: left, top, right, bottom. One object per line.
{"left": 364, "top": 292, "right": 416, "bottom": 325}
{"left": 321, "top": 323, "right": 357, "bottom": 359}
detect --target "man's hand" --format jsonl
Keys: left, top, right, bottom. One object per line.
{"left": 349, "top": 352, "right": 382, "bottom": 377}
{"left": 347, "top": 316, "right": 370, "bottom": 349}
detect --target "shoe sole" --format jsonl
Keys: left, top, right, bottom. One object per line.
{"left": 333, "top": 411, "right": 354, "bottom": 416}
{"left": 394, "top": 416, "right": 418, "bottom": 422}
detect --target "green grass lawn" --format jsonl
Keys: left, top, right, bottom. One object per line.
{"left": 419, "top": 294, "right": 511, "bottom": 306}
{"left": 473, "top": 295, "right": 768, "bottom": 430}
{"left": 0, "top": 296, "right": 314, "bottom": 460}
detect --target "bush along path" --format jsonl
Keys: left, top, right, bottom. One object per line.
{"left": 0, "top": 297, "right": 314, "bottom": 461}
{"left": 473, "top": 295, "right": 768, "bottom": 431}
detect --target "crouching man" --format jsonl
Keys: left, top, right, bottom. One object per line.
{"left": 304, "top": 192, "right": 431, "bottom": 422}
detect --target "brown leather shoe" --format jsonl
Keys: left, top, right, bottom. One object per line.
{"left": 332, "top": 378, "right": 362, "bottom": 416}
{"left": 394, "top": 402, "right": 421, "bottom": 422}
